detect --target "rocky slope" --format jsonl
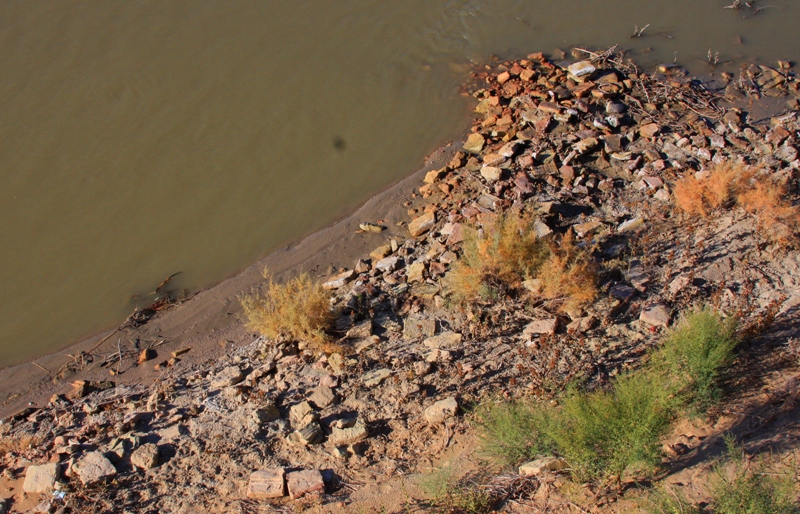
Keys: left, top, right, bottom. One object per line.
{"left": 1, "top": 49, "right": 800, "bottom": 513}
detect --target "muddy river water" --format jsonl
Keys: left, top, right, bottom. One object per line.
{"left": 0, "top": 0, "right": 798, "bottom": 368}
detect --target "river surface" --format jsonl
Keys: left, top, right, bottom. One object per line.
{"left": 1, "top": 0, "right": 798, "bottom": 368}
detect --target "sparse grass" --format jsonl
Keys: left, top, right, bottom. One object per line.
{"left": 653, "top": 307, "right": 739, "bottom": 410}
{"left": 548, "top": 371, "right": 673, "bottom": 483}
{"left": 241, "top": 271, "right": 335, "bottom": 351}
{"left": 446, "top": 211, "right": 596, "bottom": 311}
{"left": 640, "top": 484, "right": 701, "bottom": 514}
{"left": 418, "top": 465, "right": 495, "bottom": 514}
{"left": 475, "top": 400, "right": 555, "bottom": 467}
{"left": 673, "top": 162, "right": 799, "bottom": 244}
{"left": 447, "top": 210, "right": 548, "bottom": 302}
{"left": 710, "top": 436, "right": 799, "bottom": 514}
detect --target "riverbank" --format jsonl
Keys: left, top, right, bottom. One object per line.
{"left": 2, "top": 48, "right": 800, "bottom": 513}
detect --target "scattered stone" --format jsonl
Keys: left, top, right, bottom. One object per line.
{"left": 609, "top": 284, "right": 637, "bottom": 300}
{"left": 289, "top": 401, "right": 315, "bottom": 425}
{"left": 375, "top": 255, "right": 400, "bottom": 272}
{"left": 130, "top": 443, "right": 159, "bottom": 470}
{"left": 640, "top": 304, "right": 671, "bottom": 327}
{"left": 566, "top": 316, "right": 598, "bottom": 334}
{"left": 247, "top": 468, "right": 286, "bottom": 499}
{"left": 308, "top": 385, "right": 335, "bottom": 410}
{"left": 362, "top": 368, "right": 392, "bottom": 387}
{"left": 409, "top": 211, "right": 436, "bottom": 237}
{"left": 523, "top": 318, "right": 558, "bottom": 337}
{"left": 463, "top": 133, "right": 485, "bottom": 153}
{"left": 23, "top": 463, "right": 59, "bottom": 494}
{"left": 407, "top": 261, "right": 426, "bottom": 283}
{"left": 286, "top": 469, "right": 325, "bottom": 499}
{"left": 359, "top": 222, "right": 385, "bottom": 233}
{"left": 573, "top": 219, "right": 602, "bottom": 238}
{"left": 323, "top": 269, "right": 355, "bottom": 290}
{"left": 370, "top": 245, "right": 392, "bottom": 261}
{"left": 519, "top": 457, "right": 568, "bottom": 476}
{"left": 289, "top": 422, "right": 324, "bottom": 446}
{"left": 211, "top": 366, "right": 244, "bottom": 388}
{"left": 639, "top": 123, "right": 660, "bottom": 138}
{"left": 533, "top": 220, "right": 553, "bottom": 239}
{"left": 423, "top": 332, "right": 463, "bottom": 349}
{"left": 424, "top": 397, "right": 459, "bottom": 424}
{"left": 138, "top": 348, "right": 156, "bottom": 364}
{"left": 480, "top": 165, "right": 503, "bottom": 182}
{"left": 73, "top": 451, "right": 117, "bottom": 485}
{"left": 567, "top": 61, "right": 596, "bottom": 79}
{"left": 403, "top": 316, "right": 436, "bottom": 339}
{"left": 329, "top": 420, "right": 368, "bottom": 446}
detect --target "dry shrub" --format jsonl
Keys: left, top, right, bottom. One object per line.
{"left": 447, "top": 211, "right": 548, "bottom": 301}
{"left": 673, "top": 162, "right": 741, "bottom": 217}
{"left": 241, "top": 272, "right": 334, "bottom": 351}
{"left": 0, "top": 436, "right": 37, "bottom": 458}
{"left": 537, "top": 231, "right": 599, "bottom": 312}
{"left": 674, "top": 162, "right": 799, "bottom": 243}
{"left": 735, "top": 176, "right": 800, "bottom": 244}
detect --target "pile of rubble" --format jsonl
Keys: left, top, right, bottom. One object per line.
{"left": 2, "top": 49, "right": 799, "bottom": 513}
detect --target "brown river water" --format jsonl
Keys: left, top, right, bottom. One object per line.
{"left": 1, "top": 0, "right": 798, "bottom": 368}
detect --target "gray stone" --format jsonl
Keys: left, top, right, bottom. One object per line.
{"left": 73, "top": 451, "right": 117, "bottom": 485}
{"left": 23, "top": 463, "right": 59, "bottom": 494}
{"left": 519, "top": 457, "right": 568, "bottom": 476}
{"left": 211, "top": 366, "right": 244, "bottom": 388}
{"left": 286, "top": 469, "right": 325, "bottom": 499}
{"left": 247, "top": 468, "right": 286, "bottom": 499}
{"left": 423, "top": 397, "right": 459, "bottom": 424}
{"left": 130, "top": 443, "right": 159, "bottom": 470}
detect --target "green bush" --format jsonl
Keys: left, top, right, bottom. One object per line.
{"left": 417, "top": 465, "right": 494, "bottom": 514}
{"left": 710, "top": 437, "right": 798, "bottom": 514}
{"left": 477, "top": 372, "right": 672, "bottom": 483}
{"left": 655, "top": 307, "right": 739, "bottom": 410}
{"left": 547, "top": 372, "right": 673, "bottom": 482}
{"left": 475, "top": 401, "right": 555, "bottom": 467}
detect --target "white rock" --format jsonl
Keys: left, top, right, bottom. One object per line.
{"left": 23, "top": 463, "right": 59, "bottom": 494}
{"left": 423, "top": 397, "right": 458, "bottom": 424}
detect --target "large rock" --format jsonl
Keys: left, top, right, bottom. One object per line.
{"left": 286, "top": 469, "right": 325, "bottom": 499}
{"left": 247, "top": 468, "right": 286, "bottom": 499}
{"left": 480, "top": 166, "right": 503, "bottom": 182}
{"left": 423, "top": 332, "right": 462, "bottom": 349}
{"left": 423, "top": 397, "right": 459, "bottom": 424}
{"left": 567, "top": 61, "right": 596, "bottom": 79}
{"left": 362, "top": 368, "right": 392, "bottom": 387}
{"left": 23, "top": 463, "right": 59, "bottom": 494}
{"left": 73, "top": 451, "right": 117, "bottom": 485}
{"left": 130, "top": 443, "right": 159, "bottom": 470}
{"left": 409, "top": 211, "right": 436, "bottom": 237}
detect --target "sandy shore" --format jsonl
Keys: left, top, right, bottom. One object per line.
{"left": 0, "top": 141, "right": 462, "bottom": 419}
